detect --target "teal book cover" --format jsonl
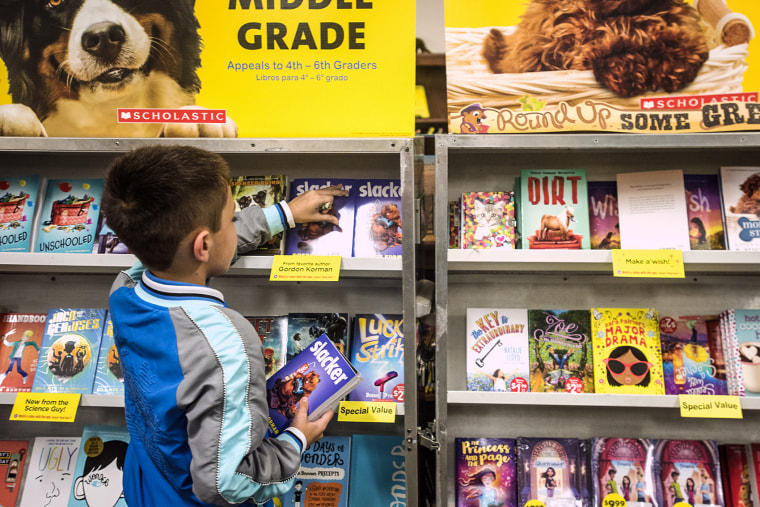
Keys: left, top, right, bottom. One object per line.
{"left": 0, "top": 175, "right": 39, "bottom": 253}
{"left": 67, "top": 425, "right": 129, "bottom": 507}
{"left": 33, "top": 178, "right": 103, "bottom": 254}
{"left": 348, "top": 435, "right": 406, "bottom": 507}
{"left": 280, "top": 436, "right": 351, "bottom": 507}
{"left": 91, "top": 316, "right": 124, "bottom": 396}
{"left": 518, "top": 169, "right": 590, "bottom": 249}
{"left": 32, "top": 309, "right": 106, "bottom": 394}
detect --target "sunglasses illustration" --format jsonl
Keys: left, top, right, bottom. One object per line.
{"left": 603, "top": 357, "right": 652, "bottom": 377}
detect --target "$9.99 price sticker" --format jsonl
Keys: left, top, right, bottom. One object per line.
{"left": 603, "top": 493, "right": 627, "bottom": 507}
{"left": 525, "top": 500, "right": 545, "bottom": 507}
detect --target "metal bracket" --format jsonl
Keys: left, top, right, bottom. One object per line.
{"left": 417, "top": 422, "right": 440, "bottom": 451}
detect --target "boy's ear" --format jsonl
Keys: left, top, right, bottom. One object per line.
{"left": 192, "top": 230, "right": 211, "bottom": 263}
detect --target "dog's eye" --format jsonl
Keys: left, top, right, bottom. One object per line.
{"left": 47, "top": 0, "right": 64, "bottom": 7}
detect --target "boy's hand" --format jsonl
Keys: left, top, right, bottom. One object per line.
{"left": 292, "top": 398, "right": 333, "bottom": 447}
{"left": 288, "top": 185, "right": 349, "bottom": 226}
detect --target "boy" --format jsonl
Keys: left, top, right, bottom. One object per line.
{"left": 101, "top": 145, "right": 345, "bottom": 506}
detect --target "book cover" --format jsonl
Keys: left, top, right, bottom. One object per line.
{"left": 352, "top": 179, "right": 403, "bottom": 257}
{"left": 33, "top": 178, "right": 104, "bottom": 254}
{"left": 719, "top": 167, "right": 760, "bottom": 251}
{"left": 266, "top": 333, "right": 362, "bottom": 437}
{"left": 19, "top": 436, "right": 80, "bottom": 507}
{"left": 91, "top": 214, "right": 129, "bottom": 254}
{"left": 590, "top": 308, "right": 665, "bottom": 395}
{"left": 455, "top": 437, "right": 517, "bottom": 507}
{"left": 0, "top": 175, "right": 40, "bottom": 253}
{"left": 460, "top": 191, "right": 515, "bottom": 249}
{"left": 348, "top": 314, "right": 404, "bottom": 403}
{"left": 617, "top": 170, "right": 690, "bottom": 250}
{"left": 0, "top": 313, "right": 46, "bottom": 392}
{"left": 450, "top": 199, "right": 461, "bottom": 249}
{"left": 653, "top": 440, "right": 724, "bottom": 507}
{"left": 518, "top": 169, "right": 590, "bottom": 250}
{"left": 721, "top": 310, "right": 744, "bottom": 397}
{"left": 246, "top": 315, "right": 288, "bottom": 379}
{"left": 705, "top": 316, "right": 729, "bottom": 391}
{"left": 67, "top": 425, "right": 129, "bottom": 507}
{"left": 730, "top": 309, "right": 760, "bottom": 397}
{"left": 231, "top": 174, "right": 286, "bottom": 255}
{"left": 32, "top": 309, "right": 106, "bottom": 395}
{"left": 466, "top": 308, "right": 530, "bottom": 392}
{"left": 286, "top": 313, "right": 349, "bottom": 362}
{"left": 588, "top": 181, "right": 620, "bottom": 250}
{"left": 659, "top": 315, "right": 728, "bottom": 396}
{"left": 528, "top": 310, "right": 593, "bottom": 393}
{"left": 280, "top": 435, "right": 351, "bottom": 507}
{"left": 516, "top": 437, "right": 591, "bottom": 507}
{"left": 750, "top": 445, "right": 760, "bottom": 506}
{"left": 91, "top": 316, "right": 124, "bottom": 396}
{"left": 590, "top": 438, "right": 656, "bottom": 507}
{"left": 719, "top": 444, "right": 752, "bottom": 507}
{"left": 347, "top": 435, "right": 406, "bottom": 507}
{"left": 684, "top": 174, "right": 726, "bottom": 251}
{"left": 0, "top": 440, "right": 28, "bottom": 507}
{"left": 285, "top": 178, "right": 356, "bottom": 256}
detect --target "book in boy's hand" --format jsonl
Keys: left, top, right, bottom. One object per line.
{"left": 266, "top": 333, "right": 362, "bottom": 437}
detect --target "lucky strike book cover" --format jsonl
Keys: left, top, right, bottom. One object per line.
{"left": 684, "top": 174, "right": 726, "bottom": 251}
{"left": 516, "top": 437, "right": 591, "bottom": 507}
{"left": 588, "top": 181, "right": 620, "bottom": 250}
{"left": 32, "top": 309, "right": 106, "bottom": 395}
{"left": 528, "top": 310, "right": 594, "bottom": 393}
{"left": 246, "top": 315, "right": 288, "bottom": 379}
{"left": 348, "top": 314, "right": 404, "bottom": 404}
{"left": 285, "top": 178, "right": 356, "bottom": 257}
{"left": 286, "top": 312, "right": 349, "bottom": 362}
{"left": 466, "top": 308, "right": 530, "bottom": 392}
{"left": 0, "top": 312, "right": 46, "bottom": 393}
{"left": 352, "top": 178, "right": 403, "bottom": 258}
{"left": 91, "top": 316, "right": 125, "bottom": 396}
{"left": 266, "top": 333, "right": 361, "bottom": 437}
{"left": 230, "top": 174, "right": 286, "bottom": 255}
{"left": 590, "top": 437, "right": 656, "bottom": 507}
{"left": 590, "top": 308, "right": 665, "bottom": 395}
{"left": 455, "top": 438, "right": 517, "bottom": 507}
{"left": 0, "top": 440, "right": 28, "bottom": 507}
{"left": 460, "top": 191, "right": 515, "bottom": 249}
{"left": 653, "top": 439, "right": 724, "bottom": 507}
{"left": 279, "top": 435, "right": 351, "bottom": 507}
{"left": 0, "top": 175, "right": 39, "bottom": 253}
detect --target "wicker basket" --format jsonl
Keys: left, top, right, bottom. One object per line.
{"left": 51, "top": 198, "right": 93, "bottom": 226}
{"left": 0, "top": 195, "right": 28, "bottom": 223}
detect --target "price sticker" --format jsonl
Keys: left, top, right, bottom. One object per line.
{"left": 510, "top": 377, "right": 529, "bottom": 392}
{"left": 525, "top": 500, "right": 545, "bottom": 507}
{"left": 565, "top": 377, "right": 583, "bottom": 393}
{"left": 603, "top": 493, "right": 627, "bottom": 507}
{"left": 391, "top": 384, "right": 405, "bottom": 403}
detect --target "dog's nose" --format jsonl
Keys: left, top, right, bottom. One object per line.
{"left": 81, "top": 22, "right": 126, "bottom": 61}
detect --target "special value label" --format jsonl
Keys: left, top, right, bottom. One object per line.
{"left": 10, "top": 393, "right": 81, "bottom": 423}
{"left": 611, "top": 250, "right": 685, "bottom": 278}
{"left": 337, "top": 401, "right": 396, "bottom": 423}
{"left": 270, "top": 255, "right": 341, "bottom": 282}
{"left": 679, "top": 394, "right": 743, "bottom": 419}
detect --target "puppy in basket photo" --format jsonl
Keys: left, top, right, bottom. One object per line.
{"left": 729, "top": 172, "right": 760, "bottom": 217}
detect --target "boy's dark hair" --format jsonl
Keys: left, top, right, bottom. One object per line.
{"left": 102, "top": 145, "right": 230, "bottom": 270}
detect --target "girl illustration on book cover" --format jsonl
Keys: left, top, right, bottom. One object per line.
{"left": 459, "top": 465, "right": 504, "bottom": 507}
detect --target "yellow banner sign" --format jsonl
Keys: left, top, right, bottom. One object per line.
{"left": 337, "top": 401, "right": 396, "bottom": 423}
{"left": 270, "top": 255, "right": 341, "bottom": 281}
{"left": 679, "top": 395, "right": 743, "bottom": 418}
{"left": 611, "top": 250, "right": 685, "bottom": 278}
{"left": 10, "top": 393, "right": 81, "bottom": 423}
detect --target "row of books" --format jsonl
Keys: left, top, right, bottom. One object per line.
{"left": 455, "top": 436, "right": 758, "bottom": 507}
{"left": 1, "top": 426, "right": 405, "bottom": 507}
{"left": 0, "top": 175, "right": 402, "bottom": 258}
{"left": 449, "top": 167, "right": 760, "bottom": 252}
{"left": 466, "top": 307, "right": 760, "bottom": 397}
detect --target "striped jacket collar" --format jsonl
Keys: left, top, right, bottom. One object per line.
{"left": 140, "top": 269, "right": 225, "bottom": 305}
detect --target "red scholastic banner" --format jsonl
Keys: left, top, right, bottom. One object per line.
{"left": 445, "top": 0, "right": 760, "bottom": 134}
{"left": 117, "top": 109, "right": 228, "bottom": 124}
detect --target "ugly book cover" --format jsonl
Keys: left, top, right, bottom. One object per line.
{"left": 348, "top": 314, "right": 404, "bottom": 404}
{"left": 455, "top": 437, "right": 517, "bottom": 507}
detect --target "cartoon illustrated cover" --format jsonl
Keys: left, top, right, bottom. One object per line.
{"left": 653, "top": 440, "right": 724, "bottom": 507}
{"left": 0, "top": 312, "right": 46, "bottom": 392}
{"left": 719, "top": 444, "right": 752, "bottom": 507}
{"left": 286, "top": 312, "right": 349, "bottom": 362}
{"left": 528, "top": 310, "right": 593, "bottom": 393}
{"left": 460, "top": 191, "right": 515, "bottom": 249}
{"left": 705, "top": 316, "right": 729, "bottom": 392}
{"left": 91, "top": 214, "right": 129, "bottom": 255}
{"left": 0, "top": 175, "right": 39, "bottom": 253}
{"left": 659, "top": 315, "right": 728, "bottom": 396}
{"left": 285, "top": 178, "right": 356, "bottom": 256}
{"left": 91, "top": 316, "right": 124, "bottom": 396}
{"left": 588, "top": 181, "right": 620, "bottom": 250}
{"left": 33, "top": 179, "right": 104, "bottom": 254}
{"left": 266, "top": 333, "right": 361, "bottom": 437}
{"left": 348, "top": 314, "right": 404, "bottom": 403}
{"left": 280, "top": 436, "right": 351, "bottom": 507}
{"left": 719, "top": 167, "right": 760, "bottom": 252}
{"left": 516, "top": 437, "right": 591, "bottom": 507}
{"left": 0, "top": 440, "right": 28, "bottom": 507}
{"left": 19, "top": 436, "right": 80, "bottom": 507}
{"left": 518, "top": 169, "right": 590, "bottom": 249}
{"left": 67, "top": 425, "right": 129, "bottom": 507}
{"left": 455, "top": 437, "right": 517, "bottom": 507}
{"left": 231, "top": 174, "right": 286, "bottom": 255}
{"left": 347, "top": 435, "right": 407, "bottom": 507}
{"left": 729, "top": 309, "right": 760, "bottom": 397}
{"left": 591, "top": 438, "right": 656, "bottom": 507}
{"left": 466, "top": 308, "right": 530, "bottom": 392}
{"left": 590, "top": 308, "right": 665, "bottom": 395}
{"left": 353, "top": 178, "right": 403, "bottom": 257}
{"left": 245, "top": 315, "right": 288, "bottom": 379}
{"left": 684, "top": 174, "right": 726, "bottom": 251}
{"left": 32, "top": 309, "right": 106, "bottom": 395}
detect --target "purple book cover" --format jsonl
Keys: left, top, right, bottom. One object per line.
{"left": 591, "top": 437, "right": 657, "bottom": 507}
{"left": 588, "top": 181, "right": 620, "bottom": 250}
{"left": 653, "top": 440, "right": 724, "bottom": 507}
{"left": 348, "top": 314, "right": 404, "bottom": 404}
{"left": 352, "top": 179, "right": 402, "bottom": 257}
{"left": 455, "top": 438, "right": 517, "bottom": 507}
{"left": 684, "top": 174, "right": 726, "bottom": 250}
{"left": 516, "top": 437, "right": 591, "bottom": 507}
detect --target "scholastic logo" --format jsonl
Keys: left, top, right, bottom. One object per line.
{"left": 117, "top": 109, "right": 227, "bottom": 124}
{"left": 639, "top": 92, "right": 758, "bottom": 110}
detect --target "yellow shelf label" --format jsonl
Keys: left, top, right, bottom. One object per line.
{"left": 270, "top": 255, "right": 341, "bottom": 282}
{"left": 10, "top": 393, "right": 81, "bottom": 423}
{"left": 602, "top": 493, "right": 627, "bottom": 507}
{"left": 679, "top": 395, "right": 743, "bottom": 419}
{"left": 337, "top": 401, "right": 396, "bottom": 423}
{"left": 611, "top": 250, "right": 685, "bottom": 278}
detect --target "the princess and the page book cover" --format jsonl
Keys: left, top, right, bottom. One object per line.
{"left": 455, "top": 438, "right": 517, "bottom": 507}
